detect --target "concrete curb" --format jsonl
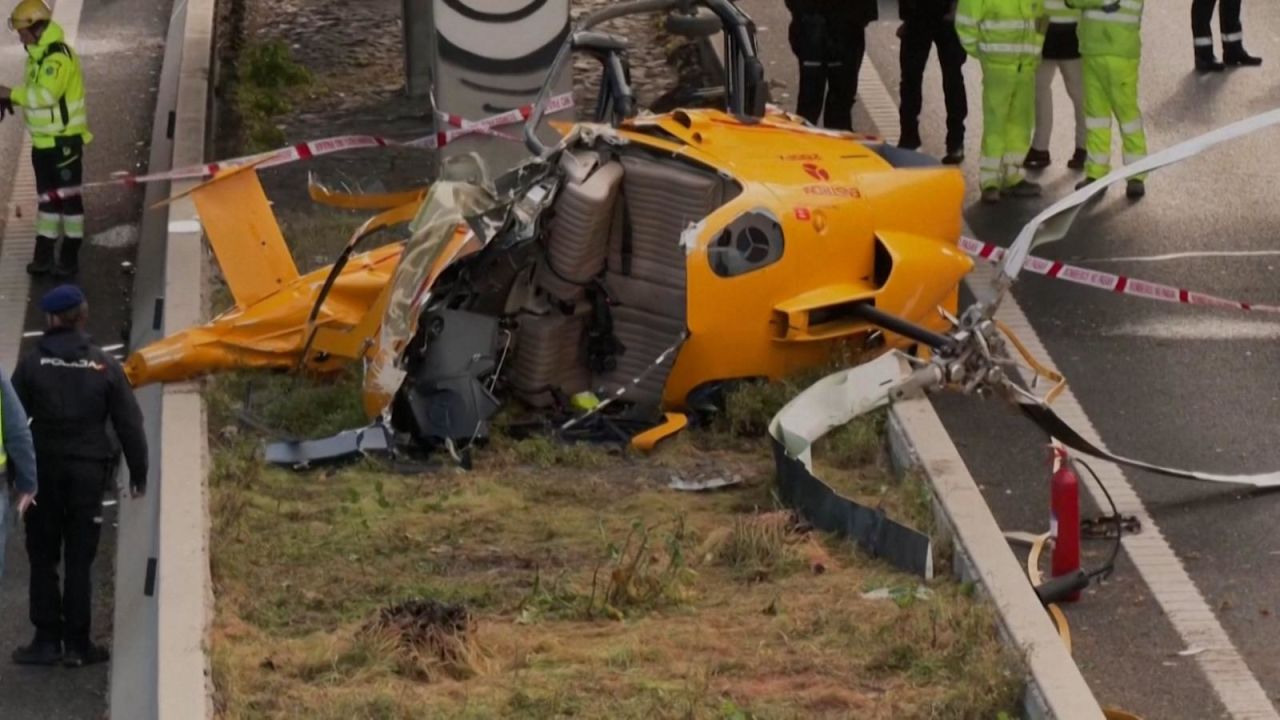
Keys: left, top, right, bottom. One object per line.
{"left": 887, "top": 397, "right": 1106, "bottom": 720}
{"left": 157, "top": 0, "right": 217, "bottom": 716}
{"left": 109, "top": 0, "right": 218, "bottom": 717}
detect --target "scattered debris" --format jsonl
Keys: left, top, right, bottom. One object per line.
{"left": 861, "top": 585, "right": 933, "bottom": 603}
{"left": 668, "top": 472, "right": 743, "bottom": 492}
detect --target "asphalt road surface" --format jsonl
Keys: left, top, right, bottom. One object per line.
{"left": 0, "top": 0, "right": 170, "bottom": 717}
{"left": 738, "top": 0, "right": 1280, "bottom": 718}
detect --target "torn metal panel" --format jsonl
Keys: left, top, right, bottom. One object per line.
{"left": 767, "top": 351, "right": 933, "bottom": 578}
{"left": 265, "top": 423, "right": 394, "bottom": 469}
{"left": 771, "top": 437, "right": 933, "bottom": 578}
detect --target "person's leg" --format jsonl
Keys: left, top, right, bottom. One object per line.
{"left": 824, "top": 26, "right": 864, "bottom": 131}
{"left": 979, "top": 61, "right": 1016, "bottom": 199}
{"left": 61, "top": 460, "right": 108, "bottom": 665}
{"left": 1081, "top": 55, "right": 1114, "bottom": 184}
{"left": 898, "top": 21, "right": 931, "bottom": 149}
{"left": 1030, "top": 60, "right": 1056, "bottom": 152}
{"left": 54, "top": 138, "right": 85, "bottom": 277}
{"left": 1110, "top": 56, "right": 1148, "bottom": 197}
{"left": 15, "top": 464, "right": 65, "bottom": 664}
{"left": 1002, "top": 62, "right": 1038, "bottom": 194}
{"left": 1059, "top": 57, "right": 1088, "bottom": 168}
{"left": 790, "top": 14, "right": 827, "bottom": 124}
{"left": 1220, "top": 0, "right": 1262, "bottom": 65}
{"left": 27, "top": 146, "right": 62, "bottom": 276}
{"left": 937, "top": 23, "right": 969, "bottom": 157}
{"left": 1191, "top": 0, "right": 1225, "bottom": 71}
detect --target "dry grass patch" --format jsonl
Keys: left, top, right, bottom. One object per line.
{"left": 208, "top": 370, "right": 1023, "bottom": 718}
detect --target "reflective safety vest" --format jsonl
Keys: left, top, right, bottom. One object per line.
{"left": 1045, "top": 0, "right": 1081, "bottom": 25}
{"left": 1068, "top": 0, "right": 1142, "bottom": 58}
{"left": 955, "top": 0, "right": 1046, "bottom": 64}
{"left": 10, "top": 20, "right": 92, "bottom": 149}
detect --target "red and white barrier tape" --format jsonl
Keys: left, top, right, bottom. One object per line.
{"left": 39, "top": 92, "right": 576, "bottom": 203}
{"left": 960, "top": 236, "right": 1280, "bottom": 314}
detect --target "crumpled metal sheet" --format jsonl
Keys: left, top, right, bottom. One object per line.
{"left": 767, "top": 351, "right": 934, "bottom": 578}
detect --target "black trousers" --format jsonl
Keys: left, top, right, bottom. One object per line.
{"left": 1191, "top": 0, "right": 1243, "bottom": 44}
{"left": 24, "top": 457, "right": 109, "bottom": 648}
{"left": 31, "top": 136, "right": 85, "bottom": 267}
{"left": 790, "top": 15, "right": 867, "bottom": 131}
{"left": 899, "top": 19, "right": 968, "bottom": 149}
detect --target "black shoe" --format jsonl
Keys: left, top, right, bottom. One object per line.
{"left": 53, "top": 262, "right": 78, "bottom": 279}
{"left": 942, "top": 148, "right": 964, "bottom": 165}
{"left": 1023, "top": 148, "right": 1051, "bottom": 169}
{"left": 1196, "top": 51, "right": 1225, "bottom": 72}
{"left": 63, "top": 642, "right": 109, "bottom": 668}
{"left": 13, "top": 639, "right": 62, "bottom": 666}
{"left": 1224, "top": 45, "right": 1262, "bottom": 67}
{"left": 897, "top": 132, "right": 922, "bottom": 151}
{"left": 1067, "top": 147, "right": 1087, "bottom": 170}
{"left": 1126, "top": 179, "right": 1145, "bottom": 199}
{"left": 26, "top": 261, "right": 52, "bottom": 276}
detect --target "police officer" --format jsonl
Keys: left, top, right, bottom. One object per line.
{"left": 956, "top": 0, "right": 1046, "bottom": 203}
{"left": 11, "top": 285, "right": 147, "bottom": 668}
{"left": 897, "top": 0, "right": 968, "bottom": 164}
{"left": 0, "top": 0, "right": 92, "bottom": 278}
{"left": 785, "top": 0, "right": 878, "bottom": 131}
{"left": 1191, "top": 0, "right": 1261, "bottom": 72}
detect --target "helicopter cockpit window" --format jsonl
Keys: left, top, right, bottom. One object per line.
{"left": 707, "top": 209, "right": 784, "bottom": 278}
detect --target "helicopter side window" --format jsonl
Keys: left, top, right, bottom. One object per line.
{"left": 707, "top": 210, "right": 784, "bottom": 278}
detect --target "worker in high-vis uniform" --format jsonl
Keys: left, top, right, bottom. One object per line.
{"left": 1024, "top": 0, "right": 1085, "bottom": 171}
{"left": 955, "top": 0, "right": 1046, "bottom": 204}
{"left": 1190, "top": 0, "right": 1260, "bottom": 72}
{"left": 0, "top": 0, "right": 92, "bottom": 278}
{"left": 1068, "top": 0, "right": 1146, "bottom": 199}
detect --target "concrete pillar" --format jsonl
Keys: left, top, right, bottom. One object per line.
{"left": 425, "top": 0, "right": 574, "bottom": 175}
{"left": 402, "top": 0, "right": 433, "bottom": 98}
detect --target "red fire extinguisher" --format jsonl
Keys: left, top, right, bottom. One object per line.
{"left": 1050, "top": 445, "right": 1082, "bottom": 602}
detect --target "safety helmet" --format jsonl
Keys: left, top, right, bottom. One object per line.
{"left": 8, "top": 0, "right": 50, "bottom": 31}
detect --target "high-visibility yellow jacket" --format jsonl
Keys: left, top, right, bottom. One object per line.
{"left": 955, "top": 0, "right": 1047, "bottom": 64}
{"left": 1045, "top": 0, "right": 1081, "bottom": 24}
{"left": 1067, "top": 0, "right": 1142, "bottom": 59}
{"left": 10, "top": 21, "right": 92, "bottom": 149}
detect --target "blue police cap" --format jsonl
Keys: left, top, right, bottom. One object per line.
{"left": 39, "top": 284, "right": 85, "bottom": 314}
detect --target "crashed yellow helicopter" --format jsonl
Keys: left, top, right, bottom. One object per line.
{"left": 124, "top": 0, "right": 973, "bottom": 457}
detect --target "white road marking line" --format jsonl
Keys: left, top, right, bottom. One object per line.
{"left": 91, "top": 224, "right": 139, "bottom": 249}
{"left": 0, "top": 0, "right": 85, "bottom": 371}
{"left": 1077, "top": 249, "right": 1280, "bottom": 264}
{"left": 854, "top": 42, "right": 1280, "bottom": 719}
{"left": 1105, "top": 317, "right": 1280, "bottom": 340}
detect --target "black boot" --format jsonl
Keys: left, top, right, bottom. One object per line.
{"left": 1195, "top": 46, "right": 1225, "bottom": 72}
{"left": 1224, "top": 42, "right": 1262, "bottom": 67}
{"left": 1067, "top": 147, "right": 1087, "bottom": 170}
{"left": 897, "top": 127, "right": 922, "bottom": 151}
{"left": 13, "top": 637, "right": 62, "bottom": 666}
{"left": 26, "top": 236, "right": 56, "bottom": 276}
{"left": 1023, "top": 148, "right": 1051, "bottom": 169}
{"left": 63, "top": 641, "right": 110, "bottom": 668}
{"left": 54, "top": 237, "right": 81, "bottom": 278}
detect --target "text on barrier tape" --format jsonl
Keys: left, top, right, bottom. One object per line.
{"left": 38, "top": 93, "right": 577, "bottom": 204}
{"left": 960, "top": 236, "right": 1280, "bottom": 315}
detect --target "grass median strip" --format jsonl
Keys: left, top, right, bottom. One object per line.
{"left": 205, "top": 369, "right": 1023, "bottom": 719}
